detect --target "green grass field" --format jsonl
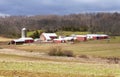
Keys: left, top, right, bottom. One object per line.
{"left": 27, "top": 30, "right": 90, "bottom": 37}
{"left": 27, "top": 30, "right": 43, "bottom": 37}
{"left": 56, "top": 31, "right": 90, "bottom": 36}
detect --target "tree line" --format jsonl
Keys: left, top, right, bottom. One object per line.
{"left": 0, "top": 12, "right": 120, "bottom": 37}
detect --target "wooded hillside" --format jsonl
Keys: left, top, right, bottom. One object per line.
{"left": 0, "top": 12, "right": 120, "bottom": 37}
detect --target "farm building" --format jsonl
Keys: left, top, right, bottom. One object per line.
{"left": 53, "top": 36, "right": 76, "bottom": 43}
{"left": 53, "top": 35, "right": 87, "bottom": 43}
{"left": 87, "top": 34, "right": 98, "bottom": 40}
{"left": 87, "top": 34, "right": 109, "bottom": 40}
{"left": 40, "top": 33, "right": 57, "bottom": 42}
{"left": 53, "top": 38, "right": 65, "bottom": 43}
{"left": 9, "top": 28, "right": 34, "bottom": 45}
{"left": 10, "top": 37, "right": 34, "bottom": 44}
{"left": 76, "top": 35, "right": 87, "bottom": 41}
{"left": 64, "top": 37, "right": 74, "bottom": 41}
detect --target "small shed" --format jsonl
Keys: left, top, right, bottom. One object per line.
{"left": 40, "top": 33, "right": 57, "bottom": 41}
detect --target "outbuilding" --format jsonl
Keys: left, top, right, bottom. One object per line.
{"left": 9, "top": 28, "right": 34, "bottom": 45}
{"left": 87, "top": 34, "right": 109, "bottom": 40}
{"left": 10, "top": 37, "right": 34, "bottom": 44}
{"left": 40, "top": 33, "right": 57, "bottom": 42}
{"left": 76, "top": 35, "right": 87, "bottom": 41}
{"left": 53, "top": 39, "right": 65, "bottom": 43}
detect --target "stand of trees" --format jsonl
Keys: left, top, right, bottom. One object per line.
{"left": 0, "top": 12, "right": 120, "bottom": 37}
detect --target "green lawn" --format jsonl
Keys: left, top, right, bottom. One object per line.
{"left": 27, "top": 30, "right": 90, "bottom": 37}
{"left": 27, "top": 30, "right": 43, "bottom": 37}
{"left": 56, "top": 31, "right": 90, "bottom": 36}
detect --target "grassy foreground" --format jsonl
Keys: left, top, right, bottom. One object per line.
{"left": 0, "top": 61, "right": 120, "bottom": 77}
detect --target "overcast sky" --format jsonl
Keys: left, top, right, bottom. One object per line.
{"left": 0, "top": 0, "right": 120, "bottom": 16}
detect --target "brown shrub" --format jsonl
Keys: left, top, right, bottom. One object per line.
{"left": 62, "top": 50, "right": 74, "bottom": 57}
{"left": 0, "top": 47, "right": 3, "bottom": 49}
{"left": 78, "top": 55, "right": 89, "bottom": 59}
{"left": 107, "top": 57, "right": 120, "bottom": 64}
{"left": 48, "top": 46, "right": 74, "bottom": 57}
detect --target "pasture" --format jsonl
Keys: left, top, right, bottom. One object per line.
{"left": 0, "top": 36, "right": 120, "bottom": 77}
{"left": 8, "top": 36, "right": 120, "bottom": 58}
{"left": 0, "top": 37, "right": 12, "bottom": 42}
{"left": 0, "top": 61, "right": 120, "bottom": 77}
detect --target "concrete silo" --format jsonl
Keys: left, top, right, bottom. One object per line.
{"left": 21, "top": 28, "right": 27, "bottom": 38}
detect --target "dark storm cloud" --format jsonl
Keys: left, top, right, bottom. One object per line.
{"left": 0, "top": 0, "right": 120, "bottom": 16}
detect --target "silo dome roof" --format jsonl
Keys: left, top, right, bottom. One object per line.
{"left": 22, "top": 28, "right": 26, "bottom": 30}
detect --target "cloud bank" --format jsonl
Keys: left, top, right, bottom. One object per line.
{"left": 0, "top": 0, "right": 120, "bottom": 15}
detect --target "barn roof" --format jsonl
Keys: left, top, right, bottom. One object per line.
{"left": 42, "top": 33, "right": 57, "bottom": 40}
{"left": 76, "top": 35, "right": 87, "bottom": 37}
{"left": 13, "top": 37, "right": 33, "bottom": 42}
{"left": 87, "top": 34, "right": 108, "bottom": 37}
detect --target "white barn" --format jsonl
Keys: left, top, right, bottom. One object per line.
{"left": 40, "top": 33, "right": 57, "bottom": 42}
